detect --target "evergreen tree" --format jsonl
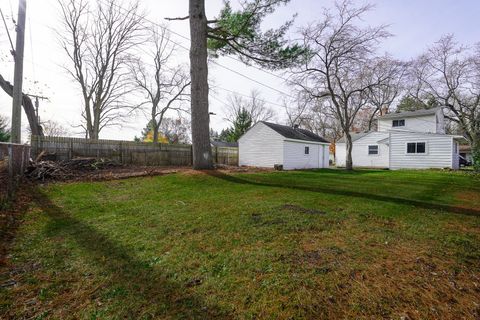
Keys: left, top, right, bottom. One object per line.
{"left": 224, "top": 108, "right": 253, "bottom": 142}
{"left": 0, "top": 116, "right": 11, "bottom": 142}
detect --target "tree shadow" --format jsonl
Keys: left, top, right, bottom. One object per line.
{"left": 31, "top": 189, "right": 231, "bottom": 319}
{"left": 206, "top": 171, "right": 480, "bottom": 217}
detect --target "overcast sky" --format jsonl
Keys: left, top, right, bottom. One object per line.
{"left": 0, "top": 0, "right": 479, "bottom": 142}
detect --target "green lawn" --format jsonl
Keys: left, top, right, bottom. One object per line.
{"left": 1, "top": 169, "right": 480, "bottom": 319}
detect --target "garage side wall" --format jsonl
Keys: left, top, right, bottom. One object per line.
{"left": 238, "top": 123, "right": 284, "bottom": 167}
{"left": 283, "top": 141, "right": 321, "bottom": 170}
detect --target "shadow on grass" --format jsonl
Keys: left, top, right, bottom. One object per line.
{"left": 206, "top": 171, "right": 480, "bottom": 217}
{"left": 31, "top": 188, "right": 231, "bottom": 319}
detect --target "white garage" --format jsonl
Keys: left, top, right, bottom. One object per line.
{"left": 238, "top": 121, "right": 330, "bottom": 170}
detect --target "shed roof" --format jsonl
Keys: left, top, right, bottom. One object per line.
{"left": 377, "top": 107, "right": 440, "bottom": 120}
{"left": 260, "top": 121, "right": 330, "bottom": 143}
{"left": 211, "top": 140, "right": 238, "bottom": 147}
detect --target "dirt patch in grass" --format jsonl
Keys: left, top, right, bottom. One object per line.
{"left": 455, "top": 191, "right": 480, "bottom": 210}
{"left": 280, "top": 204, "right": 326, "bottom": 215}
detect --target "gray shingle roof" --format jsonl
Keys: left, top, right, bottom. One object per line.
{"left": 337, "top": 132, "right": 370, "bottom": 143}
{"left": 261, "top": 122, "right": 330, "bottom": 143}
{"left": 211, "top": 141, "right": 238, "bottom": 147}
{"left": 377, "top": 107, "right": 440, "bottom": 120}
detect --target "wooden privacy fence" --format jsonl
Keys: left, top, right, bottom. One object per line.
{"left": 30, "top": 135, "right": 238, "bottom": 167}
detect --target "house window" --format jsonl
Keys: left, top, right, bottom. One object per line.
{"left": 392, "top": 119, "right": 405, "bottom": 127}
{"left": 406, "top": 142, "right": 426, "bottom": 154}
{"left": 304, "top": 146, "right": 309, "bottom": 154}
{"left": 368, "top": 145, "right": 379, "bottom": 155}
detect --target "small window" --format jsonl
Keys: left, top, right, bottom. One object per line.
{"left": 392, "top": 119, "right": 405, "bottom": 127}
{"left": 407, "top": 142, "right": 426, "bottom": 154}
{"left": 304, "top": 146, "right": 309, "bottom": 154}
{"left": 368, "top": 145, "right": 379, "bottom": 155}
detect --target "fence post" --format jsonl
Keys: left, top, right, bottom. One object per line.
{"left": 7, "top": 144, "right": 15, "bottom": 199}
{"left": 69, "top": 138, "right": 73, "bottom": 160}
{"left": 119, "top": 142, "right": 123, "bottom": 164}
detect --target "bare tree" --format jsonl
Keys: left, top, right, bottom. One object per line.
{"left": 130, "top": 26, "right": 190, "bottom": 144}
{"left": 414, "top": 35, "right": 480, "bottom": 169}
{"left": 365, "top": 57, "right": 407, "bottom": 130}
{"left": 291, "top": 0, "right": 391, "bottom": 170}
{"left": 285, "top": 95, "right": 342, "bottom": 141}
{"left": 160, "top": 116, "right": 191, "bottom": 144}
{"left": 224, "top": 89, "right": 276, "bottom": 125}
{"left": 58, "top": 0, "right": 144, "bottom": 140}
{"left": 0, "top": 73, "right": 43, "bottom": 136}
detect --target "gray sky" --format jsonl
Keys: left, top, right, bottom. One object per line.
{"left": 0, "top": 0, "right": 478, "bottom": 142}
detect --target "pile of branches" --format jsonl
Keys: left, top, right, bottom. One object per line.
{"left": 26, "top": 158, "right": 121, "bottom": 181}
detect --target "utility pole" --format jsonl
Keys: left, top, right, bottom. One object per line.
{"left": 11, "top": 0, "right": 27, "bottom": 144}
{"left": 27, "top": 94, "right": 49, "bottom": 124}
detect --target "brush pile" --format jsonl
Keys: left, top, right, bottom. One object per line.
{"left": 26, "top": 158, "right": 121, "bottom": 181}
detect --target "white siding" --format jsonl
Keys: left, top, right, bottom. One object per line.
{"left": 389, "top": 132, "right": 454, "bottom": 169}
{"left": 378, "top": 114, "right": 437, "bottom": 133}
{"left": 335, "top": 143, "right": 346, "bottom": 167}
{"left": 283, "top": 141, "right": 323, "bottom": 170}
{"left": 238, "top": 122, "right": 284, "bottom": 167}
{"left": 335, "top": 132, "right": 389, "bottom": 168}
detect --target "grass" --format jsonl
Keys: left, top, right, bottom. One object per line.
{"left": 1, "top": 169, "right": 480, "bottom": 319}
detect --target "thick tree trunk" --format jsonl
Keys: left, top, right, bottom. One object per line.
{"left": 345, "top": 131, "right": 353, "bottom": 170}
{"left": 0, "top": 73, "right": 43, "bottom": 137}
{"left": 472, "top": 137, "right": 480, "bottom": 172}
{"left": 189, "top": 0, "right": 213, "bottom": 169}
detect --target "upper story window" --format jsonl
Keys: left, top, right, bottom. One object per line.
{"left": 368, "top": 145, "right": 379, "bottom": 155}
{"left": 392, "top": 119, "right": 405, "bottom": 127}
{"left": 407, "top": 142, "right": 426, "bottom": 154}
{"left": 304, "top": 146, "right": 309, "bottom": 154}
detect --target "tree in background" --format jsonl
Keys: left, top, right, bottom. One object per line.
{"left": 59, "top": 0, "right": 144, "bottom": 140}
{"left": 136, "top": 116, "right": 191, "bottom": 144}
{"left": 173, "top": 0, "right": 304, "bottom": 169}
{"left": 412, "top": 35, "right": 480, "bottom": 170}
{"left": 291, "top": 1, "right": 391, "bottom": 170}
{"left": 0, "top": 74, "right": 43, "bottom": 136}
{"left": 222, "top": 107, "right": 253, "bottom": 142}
{"left": 0, "top": 115, "right": 11, "bottom": 142}
{"left": 224, "top": 89, "right": 275, "bottom": 125}
{"left": 396, "top": 95, "right": 439, "bottom": 112}
{"left": 130, "top": 25, "right": 190, "bottom": 144}
{"left": 365, "top": 57, "right": 407, "bottom": 129}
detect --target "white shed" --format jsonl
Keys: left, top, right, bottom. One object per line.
{"left": 238, "top": 122, "right": 330, "bottom": 170}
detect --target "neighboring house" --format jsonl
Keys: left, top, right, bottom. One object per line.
{"left": 239, "top": 121, "right": 330, "bottom": 170}
{"left": 459, "top": 145, "right": 473, "bottom": 165}
{"left": 336, "top": 107, "right": 464, "bottom": 169}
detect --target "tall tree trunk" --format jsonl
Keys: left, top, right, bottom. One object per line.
{"left": 345, "top": 131, "right": 353, "bottom": 170}
{"left": 189, "top": 0, "right": 213, "bottom": 169}
{"left": 0, "top": 73, "right": 43, "bottom": 137}
{"left": 472, "top": 137, "right": 480, "bottom": 172}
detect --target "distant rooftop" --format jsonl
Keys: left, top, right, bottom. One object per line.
{"left": 261, "top": 121, "right": 330, "bottom": 143}
{"left": 377, "top": 107, "right": 441, "bottom": 120}
{"left": 337, "top": 132, "right": 370, "bottom": 143}
{"left": 211, "top": 140, "right": 238, "bottom": 148}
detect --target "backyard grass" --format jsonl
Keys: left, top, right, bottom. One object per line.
{"left": 1, "top": 169, "right": 480, "bottom": 319}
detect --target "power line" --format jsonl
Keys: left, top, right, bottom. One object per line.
{"left": 98, "top": 0, "right": 295, "bottom": 97}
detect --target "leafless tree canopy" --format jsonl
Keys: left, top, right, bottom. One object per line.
{"left": 223, "top": 89, "right": 276, "bottom": 125}
{"left": 412, "top": 35, "right": 480, "bottom": 154}
{"left": 160, "top": 116, "right": 191, "bottom": 144}
{"left": 291, "top": 0, "right": 391, "bottom": 170}
{"left": 284, "top": 93, "right": 342, "bottom": 142}
{"left": 130, "top": 25, "right": 191, "bottom": 144}
{"left": 59, "top": 0, "right": 144, "bottom": 140}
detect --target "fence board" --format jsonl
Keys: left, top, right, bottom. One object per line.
{"left": 31, "top": 136, "right": 238, "bottom": 167}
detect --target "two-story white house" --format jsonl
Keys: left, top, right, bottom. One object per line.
{"left": 335, "top": 107, "right": 464, "bottom": 169}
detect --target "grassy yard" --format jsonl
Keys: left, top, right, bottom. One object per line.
{"left": 1, "top": 169, "right": 480, "bottom": 319}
